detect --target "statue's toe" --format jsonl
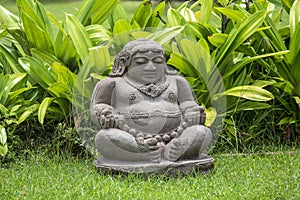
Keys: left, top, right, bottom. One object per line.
{"left": 164, "top": 138, "right": 190, "bottom": 162}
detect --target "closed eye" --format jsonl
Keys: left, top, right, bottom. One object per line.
{"left": 152, "top": 56, "right": 164, "bottom": 63}
{"left": 134, "top": 57, "right": 148, "bottom": 64}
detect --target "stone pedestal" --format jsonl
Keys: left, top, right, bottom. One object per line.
{"left": 96, "top": 155, "right": 214, "bottom": 176}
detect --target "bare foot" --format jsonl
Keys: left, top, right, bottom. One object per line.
{"left": 164, "top": 138, "right": 189, "bottom": 161}
{"left": 144, "top": 138, "right": 161, "bottom": 163}
{"left": 149, "top": 149, "right": 161, "bottom": 163}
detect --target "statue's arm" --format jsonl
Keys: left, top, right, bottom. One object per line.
{"left": 175, "top": 76, "right": 206, "bottom": 125}
{"left": 90, "top": 78, "right": 116, "bottom": 128}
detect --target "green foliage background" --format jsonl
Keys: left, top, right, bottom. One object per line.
{"left": 0, "top": 0, "right": 299, "bottom": 157}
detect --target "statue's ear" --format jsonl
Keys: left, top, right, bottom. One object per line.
{"left": 119, "top": 57, "right": 126, "bottom": 66}
{"left": 116, "top": 57, "right": 127, "bottom": 75}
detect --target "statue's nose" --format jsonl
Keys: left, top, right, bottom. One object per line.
{"left": 145, "top": 62, "right": 156, "bottom": 71}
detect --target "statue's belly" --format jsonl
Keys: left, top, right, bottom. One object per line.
{"left": 120, "top": 101, "right": 181, "bottom": 134}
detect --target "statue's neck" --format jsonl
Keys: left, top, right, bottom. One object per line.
{"left": 123, "top": 74, "right": 166, "bottom": 86}
{"left": 123, "top": 75, "right": 169, "bottom": 98}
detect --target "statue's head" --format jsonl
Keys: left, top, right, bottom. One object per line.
{"left": 110, "top": 39, "right": 167, "bottom": 84}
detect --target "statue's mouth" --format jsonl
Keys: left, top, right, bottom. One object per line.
{"left": 143, "top": 72, "right": 157, "bottom": 78}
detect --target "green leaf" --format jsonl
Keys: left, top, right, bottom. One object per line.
{"left": 278, "top": 117, "right": 296, "bottom": 125}
{"left": 0, "top": 42, "right": 22, "bottom": 74}
{"left": 53, "top": 98, "right": 70, "bottom": 117}
{"left": 109, "top": 3, "right": 128, "bottom": 28}
{"left": 215, "top": 11, "right": 266, "bottom": 68}
{"left": 85, "top": 25, "right": 111, "bottom": 45}
{"left": 0, "top": 74, "right": 12, "bottom": 105}
{"left": 254, "top": 3, "right": 294, "bottom": 90}
{"left": 289, "top": 23, "right": 300, "bottom": 95}
{"left": 198, "top": 0, "right": 213, "bottom": 24}
{"left": 180, "top": 7, "right": 196, "bottom": 22}
{"left": 290, "top": 0, "right": 300, "bottom": 36}
{"left": 289, "top": 22, "right": 300, "bottom": 63}
{"left": 146, "top": 1, "right": 166, "bottom": 27}
{"left": 66, "top": 14, "right": 92, "bottom": 61}
{"left": 51, "top": 62, "right": 76, "bottom": 88}
{"left": 77, "top": 0, "right": 119, "bottom": 26}
{"left": 198, "top": 38, "right": 210, "bottom": 55}
{"left": 0, "top": 5, "right": 19, "bottom": 28}
{"left": 205, "top": 107, "right": 217, "bottom": 126}
{"left": 131, "top": 0, "right": 152, "bottom": 28}
{"left": 17, "top": 0, "right": 54, "bottom": 52}
{"left": 187, "top": 21, "right": 213, "bottom": 39}
{"left": 35, "top": 1, "right": 55, "bottom": 43}
{"left": 89, "top": 45, "right": 111, "bottom": 75}
{"left": 0, "top": 143, "right": 8, "bottom": 156}
{"left": 167, "top": 52, "right": 201, "bottom": 77}
{"left": 222, "top": 86, "right": 274, "bottom": 101}
{"left": 0, "top": 125, "right": 7, "bottom": 146}
{"left": 31, "top": 48, "right": 63, "bottom": 67}
{"left": 18, "top": 104, "right": 40, "bottom": 124}
{"left": 19, "top": 57, "right": 56, "bottom": 90}
{"left": 222, "top": 50, "right": 289, "bottom": 80}
{"left": 251, "top": 80, "right": 277, "bottom": 88}
{"left": 255, "top": 3, "right": 287, "bottom": 51}
{"left": 48, "top": 82, "right": 70, "bottom": 100}
{"left": 147, "top": 26, "right": 185, "bottom": 45}
{"left": 132, "top": 31, "right": 152, "bottom": 39}
{"left": 294, "top": 96, "right": 300, "bottom": 104}
{"left": 54, "top": 31, "right": 78, "bottom": 67}
{"left": 0, "top": 104, "right": 9, "bottom": 116}
{"left": 9, "top": 73, "right": 28, "bottom": 91}
{"left": 113, "top": 19, "right": 133, "bottom": 34}
{"left": 281, "top": 0, "right": 295, "bottom": 12}
{"left": 48, "top": 12, "right": 78, "bottom": 66}
{"left": 208, "top": 33, "right": 228, "bottom": 47}
{"left": 167, "top": 7, "right": 185, "bottom": 26}
{"left": 229, "top": 102, "right": 272, "bottom": 113}
{"left": 241, "top": 101, "right": 272, "bottom": 110}
{"left": 8, "top": 87, "right": 36, "bottom": 103}
{"left": 176, "top": 1, "right": 190, "bottom": 11}
{"left": 76, "top": 0, "right": 95, "bottom": 25}
{"left": 90, "top": 0, "right": 119, "bottom": 25}
{"left": 38, "top": 97, "right": 54, "bottom": 124}
{"left": 215, "top": 7, "right": 246, "bottom": 22}
{"left": 179, "top": 39, "right": 211, "bottom": 75}
{"left": 9, "top": 105, "right": 22, "bottom": 116}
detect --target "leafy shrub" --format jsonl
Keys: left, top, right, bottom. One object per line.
{"left": 0, "top": 0, "right": 299, "bottom": 156}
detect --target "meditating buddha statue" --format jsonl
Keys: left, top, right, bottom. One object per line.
{"left": 90, "top": 39, "right": 213, "bottom": 173}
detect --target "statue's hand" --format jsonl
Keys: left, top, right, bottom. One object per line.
{"left": 98, "top": 108, "right": 115, "bottom": 129}
{"left": 135, "top": 135, "right": 160, "bottom": 152}
{"left": 145, "top": 137, "right": 160, "bottom": 151}
{"left": 199, "top": 106, "right": 206, "bottom": 125}
{"left": 183, "top": 105, "right": 205, "bottom": 126}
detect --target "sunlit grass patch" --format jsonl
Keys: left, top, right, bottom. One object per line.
{"left": 1, "top": 152, "right": 299, "bottom": 199}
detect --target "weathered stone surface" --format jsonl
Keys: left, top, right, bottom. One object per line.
{"left": 96, "top": 155, "right": 214, "bottom": 176}
{"left": 90, "top": 39, "right": 215, "bottom": 175}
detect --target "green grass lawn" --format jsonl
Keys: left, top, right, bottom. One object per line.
{"left": 1, "top": 152, "right": 300, "bottom": 199}
{"left": 1, "top": 0, "right": 143, "bottom": 21}
{"left": 1, "top": 0, "right": 176, "bottom": 21}
{"left": 1, "top": 0, "right": 82, "bottom": 20}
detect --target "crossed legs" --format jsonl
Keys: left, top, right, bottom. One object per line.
{"left": 95, "top": 125, "right": 212, "bottom": 162}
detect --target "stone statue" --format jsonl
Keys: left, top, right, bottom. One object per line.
{"left": 91, "top": 39, "right": 214, "bottom": 174}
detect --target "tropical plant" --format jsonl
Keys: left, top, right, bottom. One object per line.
{"left": 1, "top": 0, "right": 299, "bottom": 156}
{"left": 0, "top": 73, "right": 39, "bottom": 156}
{"left": 212, "top": 0, "right": 300, "bottom": 140}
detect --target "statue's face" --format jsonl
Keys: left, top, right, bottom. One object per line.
{"left": 126, "top": 50, "right": 165, "bottom": 84}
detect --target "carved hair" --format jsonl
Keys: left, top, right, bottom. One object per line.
{"left": 110, "top": 39, "right": 165, "bottom": 77}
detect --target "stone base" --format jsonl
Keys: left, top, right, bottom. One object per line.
{"left": 95, "top": 155, "right": 214, "bottom": 176}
